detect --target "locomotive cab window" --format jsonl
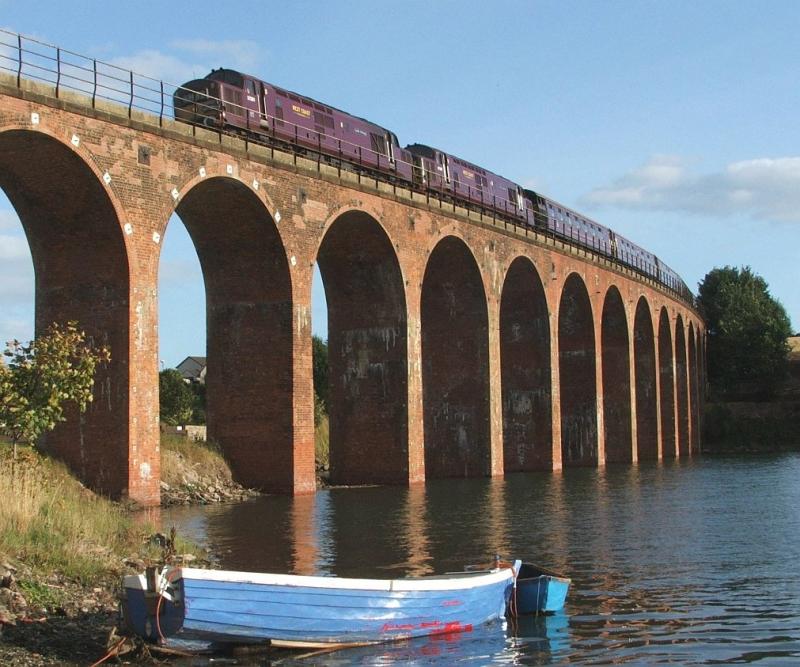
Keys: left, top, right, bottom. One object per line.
{"left": 224, "top": 89, "right": 244, "bottom": 116}
{"left": 370, "top": 133, "right": 388, "bottom": 157}
{"left": 246, "top": 80, "right": 257, "bottom": 96}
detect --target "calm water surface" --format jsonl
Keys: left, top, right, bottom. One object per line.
{"left": 163, "top": 454, "right": 800, "bottom": 664}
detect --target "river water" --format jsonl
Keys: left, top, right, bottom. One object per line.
{"left": 163, "top": 453, "right": 800, "bottom": 665}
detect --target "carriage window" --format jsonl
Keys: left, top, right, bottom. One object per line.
{"left": 246, "top": 80, "right": 256, "bottom": 96}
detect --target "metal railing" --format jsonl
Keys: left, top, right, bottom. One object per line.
{"left": 0, "top": 28, "right": 694, "bottom": 306}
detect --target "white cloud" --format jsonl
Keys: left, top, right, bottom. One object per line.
{"left": 109, "top": 50, "right": 205, "bottom": 86}
{"left": 583, "top": 155, "right": 800, "bottom": 223}
{"left": 109, "top": 39, "right": 264, "bottom": 87}
{"left": 0, "top": 222, "right": 33, "bottom": 305}
{"left": 0, "top": 208, "right": 20, "bottom": 231}
{"left": 0, "top": 269, "right": 33, "bottom": 303}
{"left": 0, "top": 231, "right": 33, "bottom": 306}
{"left": 0, "top": 233, "right": 30, "bottom": 261}
{"left": 521, "top": 177, "right": 551, "bottom": 194}
{"left": 0, "top": 315, "right": 34, "bottom": 347}
{"left": 169, "top": 39, "right": 263, "bottom": 74}
{"left": 158, "top": 258, "right": 202, "bottom": 288}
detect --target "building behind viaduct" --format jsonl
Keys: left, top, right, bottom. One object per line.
{"left": 0, "top": 67, "right": 704, "bottom": 507}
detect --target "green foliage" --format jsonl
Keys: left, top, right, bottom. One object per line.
{"left": 189, "top": 381, "right": 206, "bottom": 424}
{"left": 698, "top": 266, "right": 792, "bottom": 399}
{"left": 18, "top": 578, "right": 66, "bottom": 609}
{"left": 159, "top": 369, "right": 194, "bottom": 425}
{"left": 312, "top": 335, "right": 329, "bottom": 420}
{"left": 315, "top": 411, "right": 329, "bottom": 471}
{"left": 0, "top": 321, "right": 109, "bottom": 454}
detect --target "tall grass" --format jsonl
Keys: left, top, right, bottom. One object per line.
{"left": 0, "top": 446, "right": 163, "bottom": 584}
{"left": 160, "top": 433, "right": 234, "bottom": 489}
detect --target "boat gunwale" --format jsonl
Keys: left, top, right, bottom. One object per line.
{"left": 123, "top": 565, "right": 516, "bottom": 593}
{"left": 517, "top": 563, "right": 571, "bottom": 584}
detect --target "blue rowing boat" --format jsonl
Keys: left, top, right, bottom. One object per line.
{"left": 121, "top": 562, "right": 520, "bottom": 648}
{"left": 513, "top": 563, "right": 571, "bottom": 614}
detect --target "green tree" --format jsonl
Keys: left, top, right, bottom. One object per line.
{"left": 697, "top": 266, "right": 792, "bottom": 399}
{"left": 0, "top": 321, "right": 110, "bottom": 458}
{"left": 312, "top": 335, "right": 329, "bottom": 420}
{"left": 159, "top": 369, "right": 194, "bottom": 425}
{"left": 189, "top": 381, "right": 206, "bottom": 424}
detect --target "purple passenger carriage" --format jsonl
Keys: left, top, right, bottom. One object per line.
{"left": 172, "top": 68, "right": 690, "bottom": 298}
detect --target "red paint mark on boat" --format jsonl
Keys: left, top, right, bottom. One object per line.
{"left": 443, "top": 621, "right": 472, "bottom": 633}
{"left": 381, "top": 622, "right": 415, "bottom": 632}
{"left": 442, "top": 599, "right": 463, "bottom": 607}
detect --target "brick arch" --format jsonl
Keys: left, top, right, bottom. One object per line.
{"left": 167, "top": 166, "right": 279, "bottom": 238}
{"left": 688, "top": 321, "right": 700, "bottom": 454}
{"left": 675, "top": 315, "right": 689, "bottom": 455}
{"left": 558, "top": 273, "right": 597, "bottom": 466}
{"left": 174, "top": 176, "right": 294, "bottom": 491}
{"left": 316, "top": 209, "right": 408, "bottom": 485}
{"left": 422, "top": 235, "right": 490, "bottom": 478}
{"left": 0, "top": 127, "right": 134, "bottom": 497}
{"left": 634, "top": 297, "right": 658, "bottom": 460}
{"left": 601, "top": 286, "right": 632, "bottom": 463}
{"left": 658, "top": 307, "right": 676, "bottom": 459}
{"left": 500, "top": 256, "right": 552, "bottom": 471}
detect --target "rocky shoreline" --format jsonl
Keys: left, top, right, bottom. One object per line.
{"left": 1, "top": 535, "right": 225, "bottom": 666}
{"left": 1, "top": 559, "right": 132, "bottom": 666}
{"left": 0, "top": 478, "right": 255, "bottom": 665}
{"left": 0, "top": 437, "right": 330, "bottom": 665}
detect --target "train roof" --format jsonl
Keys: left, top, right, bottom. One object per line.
{"left": 540, "top": 195, "right": 607, "bottom": 229}
{"left": 405, "top": 144, "right": 485, "bottom": 173}
{"left": 203, "top": 69, "right": 396, "bottom": 139}
{"left": 406, "top": 143, "right": 523, "bottom": 188}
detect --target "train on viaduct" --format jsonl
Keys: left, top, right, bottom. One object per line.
{"left": 0, "top": 39, "right": 704, "bottom": 507}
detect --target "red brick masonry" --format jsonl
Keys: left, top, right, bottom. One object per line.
{"left": 0, "top": 77, "right": 704, "bottom": 506}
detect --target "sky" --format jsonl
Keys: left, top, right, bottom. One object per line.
{"left": 1, "top": 1, "right": 798, "bottom": 367}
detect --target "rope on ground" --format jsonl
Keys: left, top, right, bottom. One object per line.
{"left": 88, "top": 637, "right": 127, "bottom": 667}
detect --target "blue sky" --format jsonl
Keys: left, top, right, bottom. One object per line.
{"left": 1, "top": 1, "right": 798, "bottom": 366}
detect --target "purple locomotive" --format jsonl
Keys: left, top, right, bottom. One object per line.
{"left": 174, "top": 68, "right": 686, "bottom": 295}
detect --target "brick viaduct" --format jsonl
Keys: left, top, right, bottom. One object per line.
{"left": 0, "top": 74, "right": 704, "bottom": 507}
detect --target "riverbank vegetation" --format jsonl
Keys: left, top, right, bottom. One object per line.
{"left": 0, "top": 439, "right": 219, "bottom": 665}
{"left": 697, "top": 266, "right": 792, "bottom": 401}
{"left": 0, "top": 446, "right": 171, "bottom": 587}
{"left": 159, "top": 368, "right": 206, "bottom": 425}
{"left": 313, "top": 335, "right": 330, "bottom": 475}
{"left": 698, "top": 266, "right": 798, "bottom": 452}
{"left": 0, "top": 322, "right": 109, "bottom": 459}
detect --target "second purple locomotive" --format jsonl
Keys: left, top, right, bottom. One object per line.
{"left": 174, "top": 68, "right": 686, "bottom": 296}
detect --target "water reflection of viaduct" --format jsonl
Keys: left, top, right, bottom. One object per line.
{"left": 0, "top": 76, "right": 704, "bottom": 506}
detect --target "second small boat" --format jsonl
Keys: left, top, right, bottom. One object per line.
{"left": 513, "top": 563, "right": 571, "bottom": 614}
